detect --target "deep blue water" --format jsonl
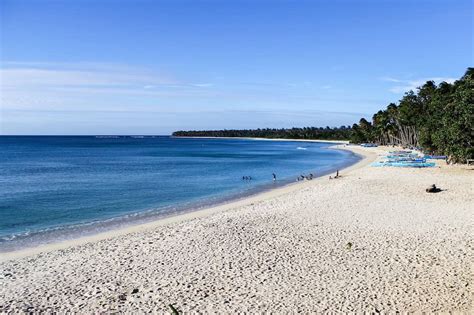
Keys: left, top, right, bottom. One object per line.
{"left": 0, "top": 136, "right": 359, "bottom": 251}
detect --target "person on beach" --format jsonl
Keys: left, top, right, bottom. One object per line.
{"left": 272, "top": 173, "right": 276, "bottom": 181}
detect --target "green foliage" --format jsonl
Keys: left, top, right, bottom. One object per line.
{"left": 431, "top": 70, "right": 474, "bottom": 162}
{"left": 349, "top": 123, "right": 366, "bottom": 143}
{"left": 173, "top": 126, "right": 353, "bottom": 141}
{"left": 351, "top": 68, "right": 473, "bottom": 163}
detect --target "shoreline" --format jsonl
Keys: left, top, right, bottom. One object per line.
{"left": 1, "top": 144, "right": 472, "bottom": 312}
{"left": 0, "top": 143, "right": 371, "bottom": 262}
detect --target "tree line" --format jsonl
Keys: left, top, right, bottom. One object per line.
{"left": 172, "top": 126, "right": 353, "bottom": 141}
{"left": 173, "top": 68, "right": 473, "bottom": 163}
{"left": 351, "top": 68, "right": 473, "bottom": 163}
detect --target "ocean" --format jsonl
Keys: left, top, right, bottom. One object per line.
{"left": 0, "top": 136, "right": 360, "bottom": 251}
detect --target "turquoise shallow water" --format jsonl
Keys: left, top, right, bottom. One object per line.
{"left": 0, "top": 136, "right": 359, "bottom": 251}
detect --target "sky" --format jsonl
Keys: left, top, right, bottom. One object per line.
{"left": 0, "top": 0, "right": 472, "bottom": 135}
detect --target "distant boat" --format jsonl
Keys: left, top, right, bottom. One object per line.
{"left": 95, "top": 135, "right": 120, "bottom": 139}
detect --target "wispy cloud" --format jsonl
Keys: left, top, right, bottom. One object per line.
{"left": 1, "top": 61, "right": 380, "bottom": 135}
{"left": 2, "top": 108, "right": 368, "bottom": 135}
{"left": 379, "top": 76, "right": 403, "bottom": 83}
{"left": 0, "top": 62, "right": 219, "bottom": 110}
{"left": 0, "top": 62, "right": 180, "bottom": 93}
{"left": 380, "top": 76, "right": 457, "bottom": 94}
{"left": 191, "top": 83, "right": 213, "bottom": 88}
{"left": 1, "top": 68, "right": 176, "bottom": 88}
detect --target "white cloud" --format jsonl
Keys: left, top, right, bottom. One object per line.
{"left": 0, "top": 61, "right": 380, "bottom": 135}
{"left": 0, "top": 67, "right": 176, "bottom": 88}
{"left": 379, "top": 76, "right": 403, "bottom": 83}
{"left": 0, "top": 62, "right": 219, "bottom": 111}
{"left": 191, "top": 83, "right": 213, "bottom": 88}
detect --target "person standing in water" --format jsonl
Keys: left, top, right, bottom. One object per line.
{"left": 272, "top": 173, "right": 276, "bottom": 181}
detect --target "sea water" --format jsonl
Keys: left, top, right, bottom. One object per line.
{"left": 0, "top": 136, "right": 360, "bottom": 251}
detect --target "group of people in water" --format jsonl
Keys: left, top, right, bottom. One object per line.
{"left": 242, "top": 173, "right": 277, "bottom": 181}
{"left": 242, "top": 170, "right": 341, "bottom": 182}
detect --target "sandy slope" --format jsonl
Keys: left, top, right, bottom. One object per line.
{"left": 0, "top": 145, "right": 472, "bottom": 313}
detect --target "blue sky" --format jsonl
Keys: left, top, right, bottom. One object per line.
{"left": 0, "top": 0, "right": 472, "bottom": 135}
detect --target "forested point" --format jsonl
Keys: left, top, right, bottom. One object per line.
{"left": 172, "top": 126, "right": 352, "bottom": 141}
{"left": 173, "top": 68, "right": 473, "bottom": 163}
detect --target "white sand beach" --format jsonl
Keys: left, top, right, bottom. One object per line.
{"left": 0, "top": 145, "right": 472, "bottom": 313}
